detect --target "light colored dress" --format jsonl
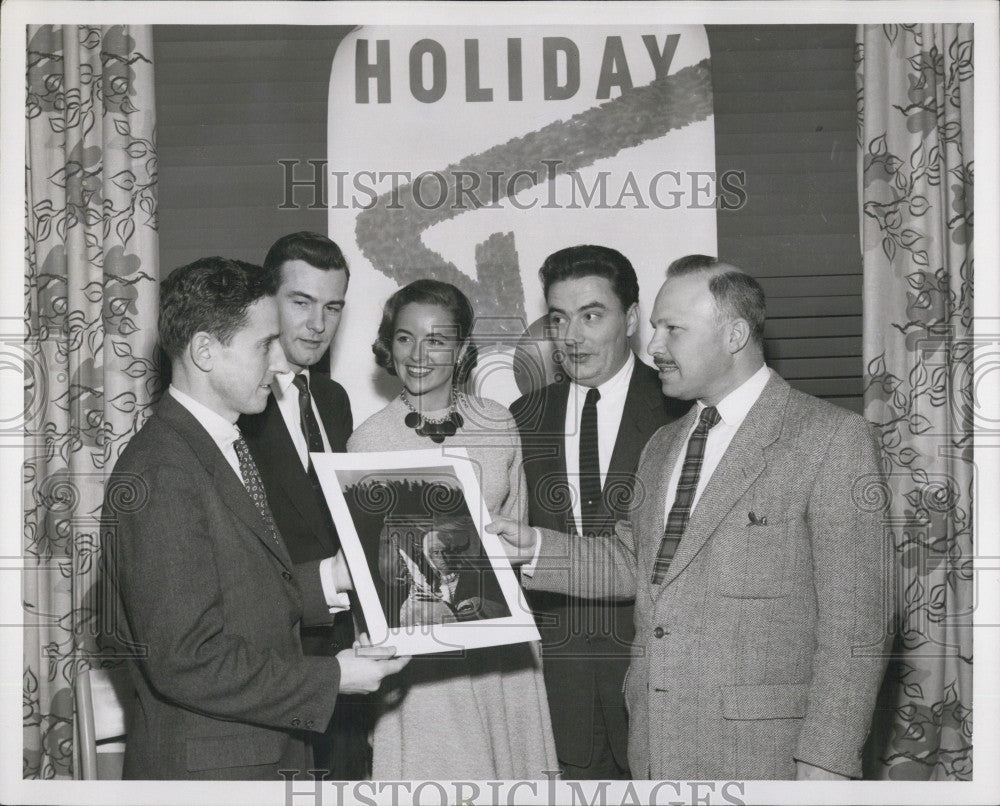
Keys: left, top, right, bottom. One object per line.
{"left": 347, "top": 393, "right": 558, "bottom": 780}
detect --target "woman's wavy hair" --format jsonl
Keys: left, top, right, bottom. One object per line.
{"left": 371, "top": 279, "right": 479, "bottom": 385}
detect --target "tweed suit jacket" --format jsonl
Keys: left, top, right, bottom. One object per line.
{"left": 102, "top": 394, "right": 341, "bottom": 779}
{"left": 511, "top": 359, "right": 687, "bottom": 768}
{"left": 523, "top": 371, "right": 892, "bottom": 779}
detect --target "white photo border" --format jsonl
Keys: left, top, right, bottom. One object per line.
{"left": 313, "top": 448, "right": 540, "bottom": 656}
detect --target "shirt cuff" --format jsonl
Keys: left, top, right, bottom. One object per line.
{"left": 519, "top": 528, "right": 544, "bottom": 577}
{"left": 319, "top": 556, "right": 352, "bottom": 613}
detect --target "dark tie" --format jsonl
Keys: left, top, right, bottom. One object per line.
{"left": 292, "top": 373, "right": 325, "bottom": 456}
{"left": 292, "top": 374, "right": 342, "bottom": 556}
{"left": 579, "top": 387, "right": 602, "bottom": 533}
{"left": 650, "top": 405, "right": 721, "bottom": 583}
{"left": 234, "top": 434, "right": 280, "bottom": 544}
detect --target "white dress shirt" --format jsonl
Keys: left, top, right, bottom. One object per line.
{"left": 272, "top": 369, "right": 333, "bottom": 470}
{"left": 564, "top": 353, "right": 635, "bottom": 533}
{"left": 169, "top": 385, "right": 348, "bottom": 613}
{"left": 661, "top": 364, "right": 771, "bottom": 524}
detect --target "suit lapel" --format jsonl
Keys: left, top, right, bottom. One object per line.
{"left": 310, "top": 376, "right": 349, "bottom": 452}
{"left": 655, "top": 373, "right": 789, "bottom": 591}
{"left": 258, "top": 395, "right": 337, "bottom": 555}
{"left": 536, "top": 382, "right": 575, "bottom": 530}
{"left": 211, "top": 449, "right": 294, "bottom": 569}
{"left": 157, "top": 395, "right": 293, "bottom": 569}
{"left": 606, "top": 361, "right": 662, "bottom": 483}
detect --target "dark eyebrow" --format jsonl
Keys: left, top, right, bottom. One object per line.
{"left": 548, "top": 301, "right": 609, "bottom": 315}
{"left": 287, "top": 290, "right": 345, "bottom": 306}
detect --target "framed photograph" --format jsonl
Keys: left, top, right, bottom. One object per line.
{"left": 313, "top": 449, "right": 540, "bottom": 655}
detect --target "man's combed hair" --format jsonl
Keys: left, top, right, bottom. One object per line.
{"left": 666, "top": 254, "right": 766, "bottom": 346}
{"left": 263, "top": 231, "right": 349, "bottom": 285}
{"left": 158, "top": 257, "right": 276, "bottom": 359}
{"left": 372, "top": 279, "right": 479, "bottom": 383}
{"left": 539, "top": 244, "right": 640, "bottom": 310}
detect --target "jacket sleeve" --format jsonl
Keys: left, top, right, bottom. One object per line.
{"left": 109, "top": 462, "right": 341, "bottom": 733}
{"left": 521, "top": 520, "right": 638, "bottom": 601}
{"left": 793, "top": 414, "right": 894, "bottom": 777}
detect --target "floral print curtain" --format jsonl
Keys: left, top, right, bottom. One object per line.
{"left": 24, "top": 25, "right": 160, "bottom": 779}
{"left": 856, "top": 24, "right": 974, "bottom": 780}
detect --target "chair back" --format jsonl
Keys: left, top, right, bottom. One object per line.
{"left": 74, "top": 664, "right": 131, "bottom": 779}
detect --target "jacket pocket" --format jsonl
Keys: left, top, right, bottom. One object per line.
{"left": 721, "top": 682, "right": 809, "bottom": 720}
{"left": 185, "top": 731, "right": 285, "bottom": 772}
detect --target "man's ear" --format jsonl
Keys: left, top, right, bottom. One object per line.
{"left": 727, "top": 318, "right": 751, "bottom": 355}
{"left": 624, "top": 302, "right": 640, "bottom": 339}
{"left": 188, "top": 332, "right": 215, "bottom": 372}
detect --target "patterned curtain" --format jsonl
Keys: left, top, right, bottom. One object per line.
{"left": 24, "top": 25, "right": 160, "bottom": 779}
{"left": 856, "top": 24, "right": 973, "bottom": 780}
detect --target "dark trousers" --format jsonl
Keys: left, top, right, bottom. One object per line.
{"left": 301, "top": 611, "right": 371, "bottom": 780}
{"left": 559, "top": 688, "right": 630, "bottom": 781}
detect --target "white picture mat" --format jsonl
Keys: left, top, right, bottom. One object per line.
{"left": 312, "top": 448, "right": 540, "bottom": 655}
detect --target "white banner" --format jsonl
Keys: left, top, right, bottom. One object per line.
{"left": 329, "top": 25, "right": 718, "bottom": 420}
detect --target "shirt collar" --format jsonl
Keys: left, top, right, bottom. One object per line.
{"left": 169, "top": 385, "right": 241, "bottom": 447}
{"left": 274, "top": 368, "right": 309, "bottom": 395}
{"left": 697, "top": 364, "right": 770, "bottom": 428}
{"left": 570, "top": 352, "right": 635, "bottom": 400}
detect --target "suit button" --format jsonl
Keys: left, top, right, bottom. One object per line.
{"left": 282, "top": 571, "right": 292, "bottom": 580}
{"left": 291, "top": 717, "right": 301, "bottom": 727}
{"left": 653, "top": 626, "right": 666, "bottom": 638}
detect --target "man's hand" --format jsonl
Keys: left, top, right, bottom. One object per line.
{"left": 484, "top": 517, "right": 537, "bottom": 565}
{"left": 795, "top": 760, "right": 849, "bottom": 780}
{"left": 335, "top": 639, "right": 409, "bottom": 694}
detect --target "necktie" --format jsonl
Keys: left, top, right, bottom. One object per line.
{"left": 234, "top": 434, "right": 281, "bottom": 544}
{"left": 650, "top": 405, "right": 721, "bottom": 583}
{"left": 292, "top": 373, "right": 325, "bottom": 456}
{"left": 292, "top": 374, "right": 342, "bottom": 555}
{"left": 579, "top": 387, "right": 602, "bottom": 534}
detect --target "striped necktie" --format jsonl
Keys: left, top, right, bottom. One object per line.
{"left": 650, "top": 405, "right": 721, "bottom": 583}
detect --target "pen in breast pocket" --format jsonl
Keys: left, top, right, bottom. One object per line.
{"left": 748, "top": 511, "right": 768, "bottom": 526}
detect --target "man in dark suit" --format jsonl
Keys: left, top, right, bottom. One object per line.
{"left": 102, "top": 257, "right": 406, "bottom": 779}
{"left": 238, "top": 232, "right": 366, "bottom": 779}
{"left": 509, "top": 245, "right": 687, "bottom": 780}
{"left": 495, "top": 255, "right": 891, "bottom": 780}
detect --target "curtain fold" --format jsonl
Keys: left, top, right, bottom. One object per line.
{"left": 24, "top": 24, "right": 160, "bottom": 779}
{"left": 856, "top": 23, "right": 974, "bottom": 781}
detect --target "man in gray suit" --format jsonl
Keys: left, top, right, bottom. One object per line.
{"left": 492, "top": 255, "right": 892, "bottom": 780}
{"left": 102, "top": 257, "right": 406, "bottom": 779}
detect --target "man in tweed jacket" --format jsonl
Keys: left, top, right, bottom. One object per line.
{"left": 493, "top": 255, "right": 892, "bottom": 780}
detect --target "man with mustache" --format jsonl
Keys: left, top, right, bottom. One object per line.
{"left": 510, "top": 244, "right": 687, "bottom": 780}
{"left": 495, "top": 255, "right": 891, "bottom": 780}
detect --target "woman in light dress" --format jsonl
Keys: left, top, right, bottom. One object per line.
{"left": 347, "top": 279, "right": 557, "bottom": 780}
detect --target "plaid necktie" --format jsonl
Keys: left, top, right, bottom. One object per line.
{"left": 292, "top": 373, "right": 325, "bottom": 455}
{"left": 579, "top": 387, "right": 602, "bottom": 533}
{"left": 650, "top": 405, "right": 721, "bottom": 583}
{"left": 234, "top": 434, "right": 281, "bottom": 544}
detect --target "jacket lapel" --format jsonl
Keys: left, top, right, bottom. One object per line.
{"left": 158, "top": 394, "right": 293, "bottom": 569}
{"left": 606, "top": 361, "right": 663, "bottom": 483}
{"left": 310, "top": 376, "right": 349, "bottom": 452}
{"left": 655, "top": 372, "right": 789, "bottom": 591}
{"left": 258, "top": 395, "right": 337, "bottom": 555}
{"left": 549, "top": 382, "right": 575, "bottom": 529}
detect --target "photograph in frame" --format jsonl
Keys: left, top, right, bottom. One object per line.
{"left": 313, "top": 448, "right": 539, "bottom": 655}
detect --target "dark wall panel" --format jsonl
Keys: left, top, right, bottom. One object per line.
{"left": 154, "top": 24, "right": 862, "bottom": 412}
{"left": 709, "top": 25, "right": 862, "bottom": 413}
